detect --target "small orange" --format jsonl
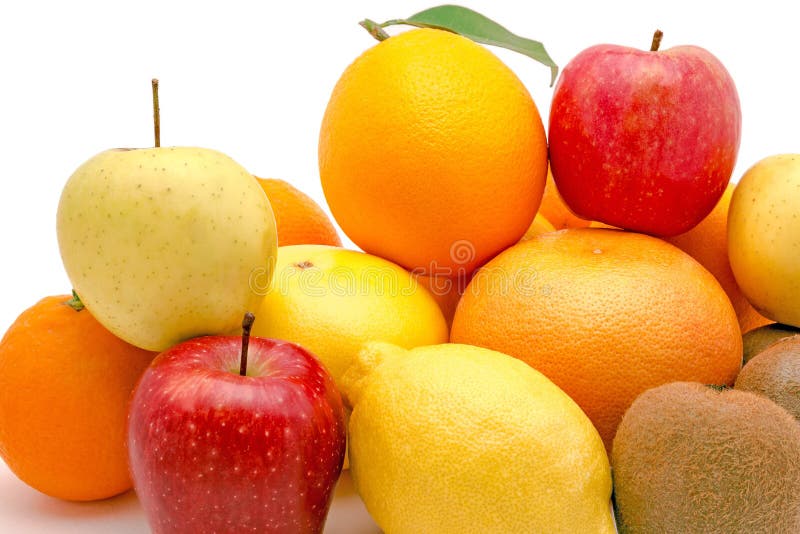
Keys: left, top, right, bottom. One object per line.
{"left": 451, "top": 228, "right": 742, "bottom": 451}
{"left": 538, "top": 167, "right": 591, "bottom": 230}
{"left": 256, "top": 177, "right": 342, "bottom": 247}
{"left": 665, "top": 183, "right": 770, "bottom": 333}
{"left": 0, "top": 295, "right": 156, "bottom": 501}
{"left": 412, "top": 272, "right": 469, "bottom": 328}
{"left": 520, "top": 213, "right": 556, "bottom": 242}
{"left": 319, "top": 28, "right": 547, "bottom": 276}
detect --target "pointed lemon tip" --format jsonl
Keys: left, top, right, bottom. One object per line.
{"left": 341, "top": 341, "right": 408, "bottom": 409}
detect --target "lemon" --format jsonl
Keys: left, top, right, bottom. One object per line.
{"left": 341, "top": 342, "right": 615, "bottom": 534}
{"left": 252, "top": 245, "right": 448, "bottom": 384}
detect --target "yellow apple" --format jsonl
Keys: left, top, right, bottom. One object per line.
{"left": 57, "top": 147, "right": 277, "bottom": 351}
{"left": 728, "top": 154, "right": 800, "bottom": 327}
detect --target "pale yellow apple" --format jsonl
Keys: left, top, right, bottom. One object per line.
{"left": 728, "top": 154, "right": 800, "bottom": 327}
{"left": 57, "top": 147, "right": 277, "bottom": 351}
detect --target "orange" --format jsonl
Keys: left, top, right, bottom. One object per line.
{"left": 412, "top": 272, "right": 469, "bottom": 328}
{"left": 0, "top": 295, "right": 156, "bottom": 501}
{"left": 451, "top": 228, "right": 742, "bottom": 451}
{"left": 588, "top": 221, "right": 619, "bottom": 229}
{"left": 256, "top": 177, "right": 342, "bottom": 246}
{"left": 319, "top": 28, "right": 548, "bottom": 276}
{"left": 520, "top": 213, "right": 555, "bottom": 242}
{"left": 665, "top": 183, "right": 770, "bottom": 333}
{"left": 538, "top": 167, "right": 591, "bottom": 230}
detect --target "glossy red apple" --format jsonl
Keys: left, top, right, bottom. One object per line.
{"left": 548, "top": 30, "right": 741, "bottom": 236}
{"left": 127, "top": 314, "right": 346, "bottom": 534}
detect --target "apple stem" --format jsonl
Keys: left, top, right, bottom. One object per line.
{"left": 650, "top": 29, "right": 663, "bottom": 52}
{"left": 151, "top": 78, "right": 161, "bottom": 148}
{"left": 239, "top": 312, "right": 256, "bottom": 376}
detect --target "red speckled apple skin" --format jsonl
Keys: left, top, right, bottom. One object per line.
{"left": 127, "top": 335, "right": 346, "bottom": 534}
{"left": 548, "top": 42, "right": 741, "bottom": 236}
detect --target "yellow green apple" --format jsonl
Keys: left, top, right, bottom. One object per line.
{"left": 57, "top": 147, "right": 277, "bottom": 351}
{"left": 728, "top": 154, "right": 800, "bottom": 327}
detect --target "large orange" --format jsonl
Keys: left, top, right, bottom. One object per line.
{"left": 319, "top": 28, "right": 547, "bottom": 276}
{"left": 256, "top": 177, "right": 342, "bottom": 246}
{"left": 665, "top": 183, "right": 770, "bottom": 333}
{"left": 451, "top": 228, "right": 742, "bottom": 451}
{"left": 0, "top": 295, "right": 156, "bottom": 501}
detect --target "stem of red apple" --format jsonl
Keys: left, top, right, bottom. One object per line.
{"left": 152, "top": 78, "right": 161, "bottom": 148}
{"left": 650, "top": 30, "right": 663, "bottom": 52}
{"left": 239, "top": 312, "right": 256, "bottom": 376}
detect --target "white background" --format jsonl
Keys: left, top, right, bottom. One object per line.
{"left": 0, "top": 1, "right": 798, "bottom": 531}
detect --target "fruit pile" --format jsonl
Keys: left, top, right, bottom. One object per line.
{"left": 1, "top": 5, "right": 799, "bottom": 534}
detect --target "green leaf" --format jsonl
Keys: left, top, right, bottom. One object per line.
{"left": 360, "top": 5, "right": 558, "bottom": 86}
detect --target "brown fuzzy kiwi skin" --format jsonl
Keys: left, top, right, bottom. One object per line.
{"left": 611, "top": 381, "right": 800, "bottom": 534}
{"left": 735, "top": 335, "right": 800, "bottom": 421}
{"left": 742, "top": 324, "right": 800, "bottom": 365}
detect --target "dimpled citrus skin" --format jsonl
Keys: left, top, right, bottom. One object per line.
{"left": 665, "top": 183, "right": 770, "bottom": 334}
{"left": 252, "top": 245, "right": 448, "bottom": 386}
{"left": 451, "top": 228, "right": 743, "bottom": 452}
{"left": 319, "top": 28, "right": 547, "bottom": 276}
{"left": 538, "top": 167, "right": 591, "bottom": 230}
{"left": 0, "top": 295, "right": 155, "bottom": 501}
{"left": 520, "top": 212, "right": 556, "bottom": 241}
{"left": 256, "top": 177, "right": 342, "bottom": 246}
{"left": 341, "top": 342, "right": 615, "bottom": 534}
{"left": 411, "top": 272, "right": 467, "bottom": 329}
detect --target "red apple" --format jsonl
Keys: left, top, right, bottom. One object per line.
{"left": 127, "top": 314, "right": 346, "bottom": 533}
{"left": 548, "top": 30, "right": 741, "bottom": 236}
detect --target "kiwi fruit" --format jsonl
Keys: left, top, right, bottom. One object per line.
{"left": 742, "top": 323, "right": 800, "bottom": 365}
{"left": 612, "top": 381, "right": 800, "bottom": 534}
{"left": 735, "top": 335, "right": 799, "bottom": 421}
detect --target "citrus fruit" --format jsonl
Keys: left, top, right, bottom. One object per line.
{"left": 735, "top": 335, "right": 800, "bottom": 421}
{"left": 612, "top": 382, "right": 800, "bottom": 533}
{"left": 520, "top": 212, "right": 555, "bottom": 242}
{"left": 251, "top": 245, "right": 448, "bottom": 385}
{"left": 0, "top": 295, "right": 155, "bottom": 501}
{"left": 728, "top": 154, "right": 800, "bottom": 327}
{"left": 341, "top": 342, "right": 615, "bottom": 534}
{"left": 665, "top": 183, "right": 770, "bottom": 333}
{"left": 411, "top": 272, "right": 466, "bottom": 329}
{"left": 256, "top": 177, "right": 341, "bottom": 246}
{"left": 742, "top": 323, "right": 800, "bottom": 365}
{"left": 537, "top": 167, "right": 591, "bottom": 230}
{"left": 319, "top": 28, "right": 548, "bottom": 276}
{"left": 451, "top": 228, "right": 742, "bottom": 451}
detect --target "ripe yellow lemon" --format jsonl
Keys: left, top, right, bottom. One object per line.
{"left": 252, "top": 245, "right": 448, "bottom": 385}
{"left": 341, "top": 342, "right": 615, "bottom": 534}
